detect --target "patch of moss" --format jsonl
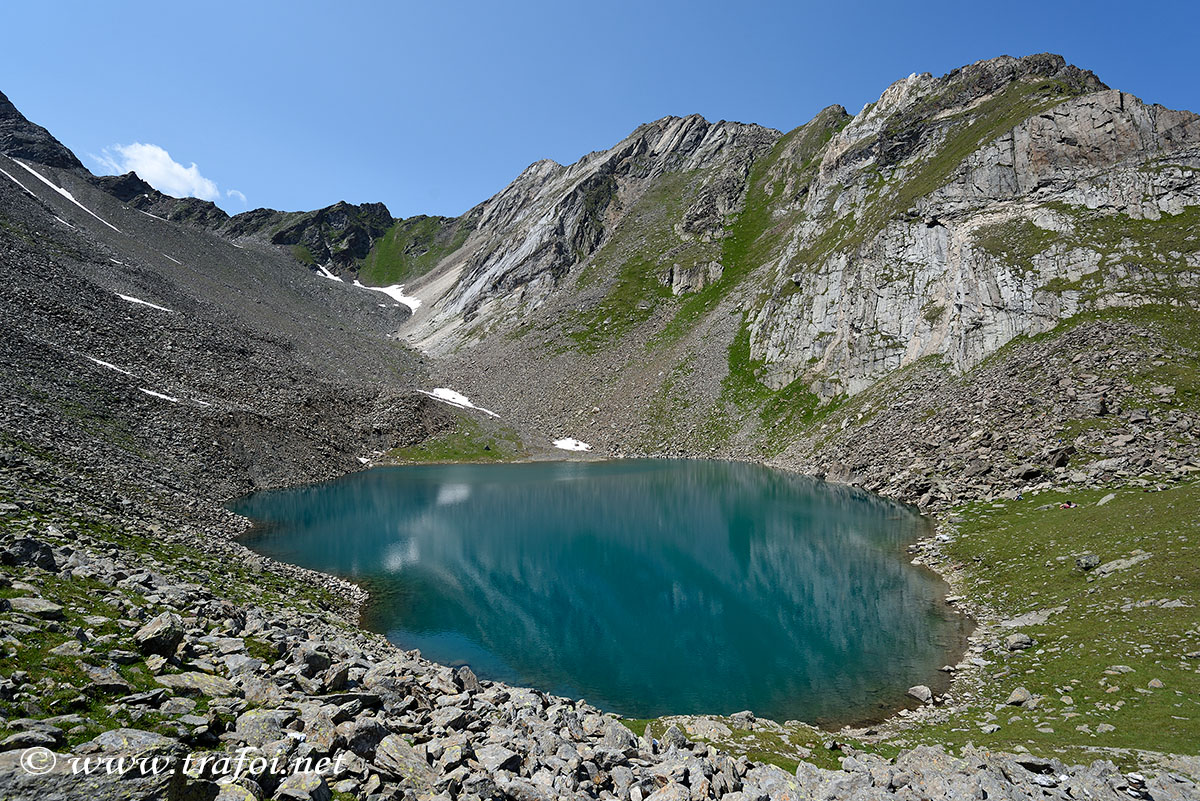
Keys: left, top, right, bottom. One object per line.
{"left": 973, "top": 218, "right": 1060, "bottom": 272}
{"left": 567, "top": 172, "right": 706, "bottom": 352}
{"left": 291, "top": 244, "right": 316, "bottom": 266}
{"left": 383, "top": 413, "right": 526, "bottom": 464}
{"left": 358, "top": 215, "right": 474, "bottom": 286}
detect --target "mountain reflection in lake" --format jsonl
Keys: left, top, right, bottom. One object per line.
{"left": 234, "top": 460, "right": 967, "bottom": 723}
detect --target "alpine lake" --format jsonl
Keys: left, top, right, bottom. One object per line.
{"left": 232, "top": 459, "right": 969, "bottom": 725}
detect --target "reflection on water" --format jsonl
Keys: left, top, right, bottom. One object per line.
{"left": 233, "top": 460, "right": 967, "bottom": 723}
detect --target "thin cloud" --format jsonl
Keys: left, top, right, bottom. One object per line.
{"left": 226, "top": 188, "right": 247, "bottom": 204}
{"left": 92, "top": 143, "right": 221, "bottom": 202}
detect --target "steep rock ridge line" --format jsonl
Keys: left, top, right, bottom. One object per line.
{"left": 414, "top": 56, "right": 1197, "bottom": 394}
{"left": 399, "top": 53, "right": 1199, "bottom": 479}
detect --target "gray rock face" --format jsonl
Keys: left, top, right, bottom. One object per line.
{"left": 748, "top": 79, "right": 1200, "bottom": 397}
{"left": 401, "top": 53, "right": 1200, "bottom": 416}
{"left": 405, "top": 113, "right": 780, "bottom": 347}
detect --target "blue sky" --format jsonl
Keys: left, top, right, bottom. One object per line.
{"left": 2, "top": 1, "right": 1195, "bottom": 218}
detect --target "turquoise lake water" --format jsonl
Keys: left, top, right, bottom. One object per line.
{"left": 232, "top": 459, "right": 966, "bottom": 724}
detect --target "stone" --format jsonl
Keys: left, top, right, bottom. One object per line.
{"left": 91, "top": 727, "right": 181, "bottom": 755}
{"left": 907, "top": 685, "right": 932, "bottom": 703}
{"left": 214, "top": 781, "right": 261, "bottom": 801}
{"left": 1006, "top": 632, "right": 1033, "bottom": 651}
{"left": 155, "top": 672, "right": 236, "bottom": 697}
{"left": 8, "top": 597, "right": 64, "bottom": 619}
{"left": 1076, "top": 553, "right": 1101, "bottom": 571}
{"left": 454, "top": 664, "right": 481, "bottom": 693}
{"left": 661, "top": 724, "right": 688, "bottom": 750}
{"left": 373, "top": 734, "right": 436, "bottom": 790}
{"left": 82, "top": 664, "right": 132, "bottom": 694}
{"left": 1, "top": 729, "right": 59, "bottom": 750}
{"left": 431, "top": 706, "right": 466, "bottom": 730}
{"left": 234, "top": 709, "right": 288, "bottom": 747}
{"left": 2, "top": 538, "right": 58, "bottom": 571}
{"left": 1005, "top": 687, "right": 1033, "bottom": 706}
{"left": 134, "top": 611, "right": 184, "bottom": 656}
{"left": 601, "top": 719, "right": 638, "bottom": 751}
{"left": 274, "top": 771, "right": 332, "bottom": 801}
{"left": 320, "top": 663, "right": 348, "bottom": 693}
{"left": 1094, "top": 552, "right": 1152, "bottom": 576}
{"left": 728, "top": 710, "right": 756, "bottom": 729}
{"left": 294, "top": 643, "right": 331, "bottom": 676}
{"left": 340, "top": 717, "right": 388, "bottom": 758}
{"left": 475, "top": 742, "right": 521, "bottom": 773}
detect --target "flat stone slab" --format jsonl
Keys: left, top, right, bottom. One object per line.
{"left": 8, "top": 597, "right": 65, "bottom": 619}
{"left": 155, "top": 672, "right": 237, "bottom": 697}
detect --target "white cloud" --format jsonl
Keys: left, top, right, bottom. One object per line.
{"left": 226, "top": 188, "right": 247, "bottom": 205}
{"left": 92, "top": 143, "right": 222, "bottom": 202}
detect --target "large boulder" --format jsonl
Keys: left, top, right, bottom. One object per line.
{"left": 134, "top": 612, "right": 184, "bottom": 656}
{"left": 373, "top": 734, "right": 435, "bottom": 791}
{"left": 1, "top": 538, "right": 58, "bottom": 571}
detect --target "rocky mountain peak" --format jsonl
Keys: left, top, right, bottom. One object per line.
{"left": 91, "top": 171, "right": 156, "bottom": 202}
{"left": 0, "top": 89, "right": 85, "bottom": 170}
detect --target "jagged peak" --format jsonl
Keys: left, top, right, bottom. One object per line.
{"left": 91, "top": 171, "right": 156, "bottom": 202}
{"left": 0, "top": 88, "right": 85, "bottom": 170}
{"left": 869, "top": 53, "right": 1106, "bottom": 121}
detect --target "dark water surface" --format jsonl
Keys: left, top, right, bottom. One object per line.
{"left": 232, "top": 460, "right": 966, "bottom": 723}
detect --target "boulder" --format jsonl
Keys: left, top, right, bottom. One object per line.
{"left": 475, "top": 742, "right": 521, "bottom": 773}
{"left": 274, "top": 772, "right": 331, "bottom": 801}
{"left": 134, "top": 612, "right": 184, "bottom": 656}
{"left": 1006, "top": 632, "right": 1034, "bottom": 651}
{"left": 8, "top": 598, "right": 64, "bottom": 620}
{"left": 907, "top": 685, "right": 933, "bottom": 703}
{"left": 155, "top": 672, "right": 236, "bottom": 698}
{"left": 2, "top": 538, "right": 58, "bottom": 571}
{"left": 373, "top": 734, "right": 435, "bottom": 790}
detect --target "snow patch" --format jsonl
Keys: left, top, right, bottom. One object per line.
{"left": 162, "top": 254, "right": 182, "bottom": 265}
{"left": 136, "top": 208, "right": 168, "bottom": 222}
{"left": 553, "top": 438, "right": 592, "bottom": 452}
{"left": 0, "top": 166, "right": 36, "bottom": 196}
{"left": 139, "top": 388, "right": 179, "bottom": 403}
{"left": 84, "top": 356, "right": 135, "bottom": 377}
{"left": 53, "top": 216, "right": 76, "bottom": 229}
{"left": 353, "top": 279, "right": 420, "bottom": 311}
{"left": 12, "top": 160, "right": 121, "bottom": 232}
{"left": 417, "top": 388, "right": 500, "bottom": 418}
{"left": 116, "top": 293, "right": 173, "bottom": 313}
{"left": 315, "top": 264, "right": 344, "bottom": 282}
{"left": 357, "top": 457, "right": 370, "bottom": 464}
